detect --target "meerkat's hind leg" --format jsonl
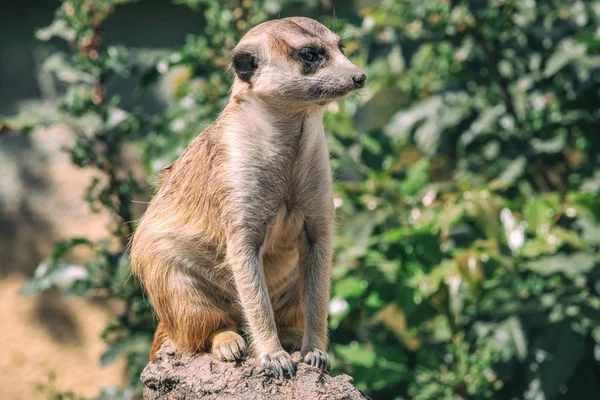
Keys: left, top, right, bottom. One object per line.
{"left": 210, "top": 328, "right": 247, "bottom": 361}
{"left": 149, "top": 321, "right": 169, "bottom": 361}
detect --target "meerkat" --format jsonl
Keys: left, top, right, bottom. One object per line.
{"left": 130, "top": 17, "right": 366, "bottom": 378}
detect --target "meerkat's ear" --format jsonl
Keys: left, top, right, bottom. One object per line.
{"left": 232, "top": 45, "right": 260, "bottom": 83}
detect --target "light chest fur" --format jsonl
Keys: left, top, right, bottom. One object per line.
{"left": 222, "top": 97, "right": 333, "bottom": 293}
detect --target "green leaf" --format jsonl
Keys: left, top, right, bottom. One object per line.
{"left": 492, "top": 317, "right": 528, "bottom": 362}
{"left": 543, "top": 39, "right": 586, "bottom": 77}
{"left": 365, "top": 291, "right": 385, "bottom": 309}
{"left": 539, "top": 325, "right": 586, "bottom": 398}
{"left": 409, "top": 259, "right": 459, "bottom": 297}
{"left": 21, "top": 260, "right": 88, "bottom": 296}
{"left": 0, "top": 100, "right": 63, "bottom": 132}
{"left": 334, "top": 277, "right": 367, "bottom": 299}
{"left": 51, "top": 237, "right": 93, "bottom": 261}
{"left": 36, "top": 19, "right": 76, "bottom": 42}
{"left": 334, "top": 343, "right": 377, "bottom": 368}
{"left": 490, "top": 156, "right": 527, "bottom": 190}
{"left": 531, "top": 134, "right": 565, "bottom": 155}
{"left": 383, "top": 228, "right": 409, "bottom": 243}
{"left": 399, "top": 158, "right": 430, "bottom": 196}
{"left": 385, "top": 97, "right": 441, "bottom": 138}
{"left": 580, "top": 170, "right": 600, "bottom": 195}
{"left": 577, "top": 218, "right": 600, "bottom": 246}
{"left": 42, "top": 53, "right": 96, "bottom": 84}
{"left": 523, "top": 196, "right": 558, "bottom": 235}
{"left": 526, "top": 253, "right": 599, "bottom": 278}
{"left": 550, "top": 227, "right": 587, "bottom": 249}
{"left": 437, "top": 202, "right": 465, "bottom": 229}
{"left": 520, "top": 237, "right": 560, "bottom": 258}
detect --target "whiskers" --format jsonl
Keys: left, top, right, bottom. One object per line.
{"left": 350, "top": 87, "right": 370, "bottom": 106}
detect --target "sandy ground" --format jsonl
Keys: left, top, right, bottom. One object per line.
{"left": 0, "top": 276, "right": 126, "bottom": 399}
{"left": 0, "top": 126, "right": 127, "bottom": 399}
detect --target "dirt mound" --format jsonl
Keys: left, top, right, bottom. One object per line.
{"left": 142, "top": 340, "right": 368, "bottom": 400}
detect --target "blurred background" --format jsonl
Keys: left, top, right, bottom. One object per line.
{"left": 2, "top": 0, "right": 600, "bottom": 399}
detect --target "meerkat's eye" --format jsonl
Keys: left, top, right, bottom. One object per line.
{"left": 299, "top": 48, "right": 319, "bottom": 63}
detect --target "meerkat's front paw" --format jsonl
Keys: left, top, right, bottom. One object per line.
{"left": 302, "top": 348, "right": 330, "bottom": 372}
{"left": 211, "top": 330, "right": 246, "bottom": 361}
{"left": 260, "top": 349, "right": 296, "bottom": 378}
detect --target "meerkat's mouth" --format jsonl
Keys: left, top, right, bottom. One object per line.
{"left": 308, "top": 86, "right": 356, "bottom": 103}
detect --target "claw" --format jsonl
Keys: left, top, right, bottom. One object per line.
{"left": 303, "top": 349, "right": 330, "bottom": 372}
{"left": 211, "top": 331, "right": 247, "bottom": 362}
{"left": 285, "top": 361, "right": 296, "bottom": 377}
{"left": 233, "top": 341, "right": 241, "bottom": 354}
{"left": 261, "top": 350, "right": 296, "bottom": 379}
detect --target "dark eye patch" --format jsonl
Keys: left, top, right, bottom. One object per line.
{"left": 299, "top": 48, "right": 319, "bottom": 62}
{"left": 292, "top": 46, "right": 326, "bottom": 75}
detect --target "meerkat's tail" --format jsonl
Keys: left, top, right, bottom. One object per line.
{"left": 150, "top": 321, "right": 169, "bottom": 361}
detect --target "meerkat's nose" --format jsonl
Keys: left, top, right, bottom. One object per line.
{"left": 352, "top": 72, "right": 366, "bottom": 88}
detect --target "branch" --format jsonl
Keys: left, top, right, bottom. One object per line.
{"left": 141, "top": 340, "right": 369, "bottom": 400}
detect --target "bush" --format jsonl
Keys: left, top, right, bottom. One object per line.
{"left": 3, "top": 0, "right": 600, "bottom": 399}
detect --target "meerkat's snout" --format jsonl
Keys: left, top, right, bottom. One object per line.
{"left": 231, "top": 17, "right": 367, "bottom": 104}
{"left": 352, "top": 71, "right": 367, "bottom": 88}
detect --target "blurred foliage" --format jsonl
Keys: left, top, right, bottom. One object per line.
{"left": 3, "top": 0, "right": 600, "bottom": 399}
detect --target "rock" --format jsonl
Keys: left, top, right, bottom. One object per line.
{"left": 141, "top": 340, "right": 369, "bottom": 400}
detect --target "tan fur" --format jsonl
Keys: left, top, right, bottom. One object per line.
{"left": 149, "top": 321, "right": 168, "bottom": 362}
{"left": 130, "top": 17, "right": 365, "bottom": 375}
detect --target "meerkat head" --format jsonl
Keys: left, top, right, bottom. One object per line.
{"left": 231, "top": 17, "right": 366, "bottom": 105}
